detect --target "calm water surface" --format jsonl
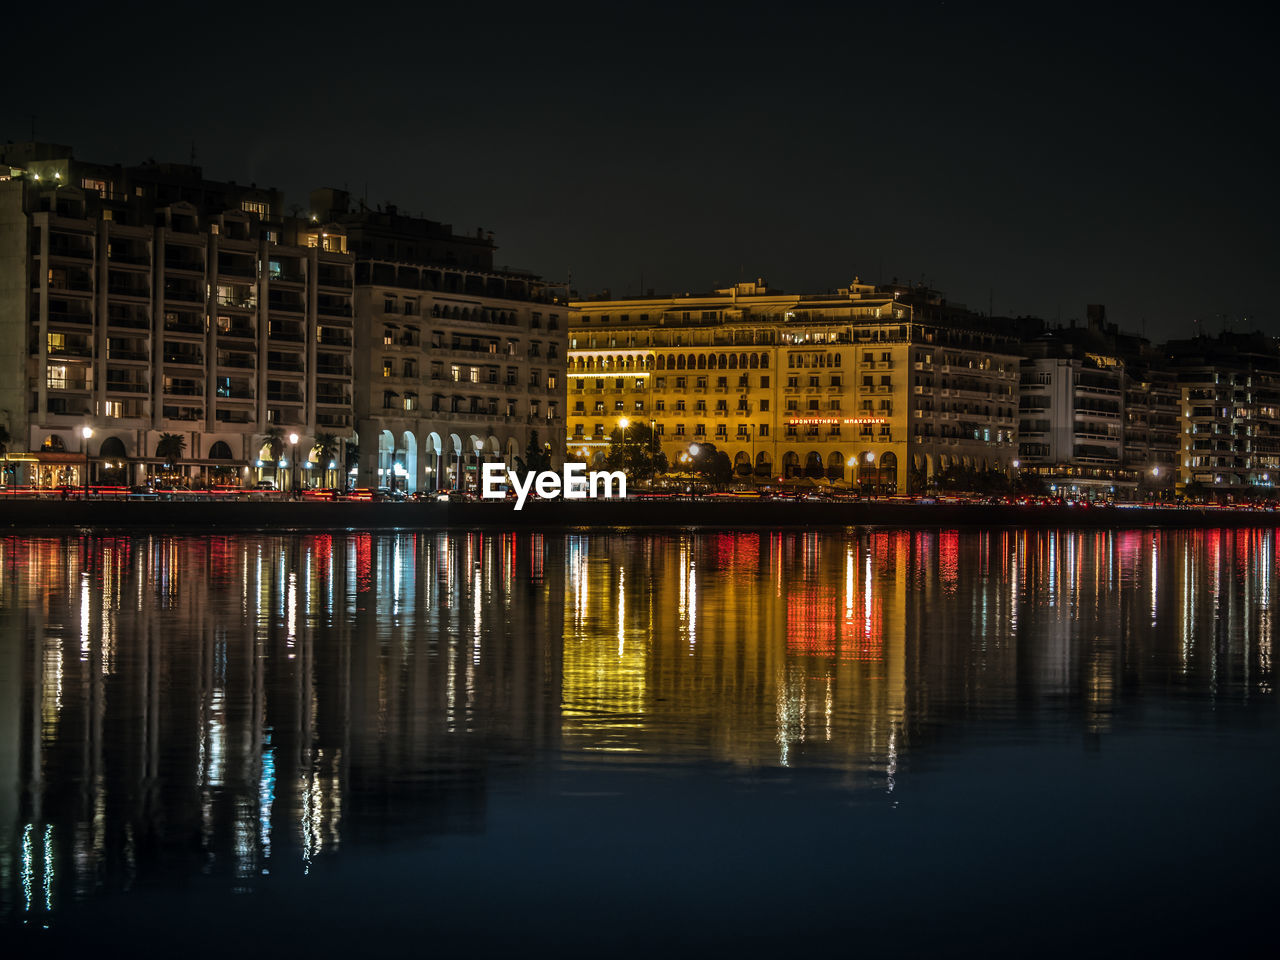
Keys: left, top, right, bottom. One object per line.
{"left": 1, "top": 529, "right": 1277, "bottom": 955}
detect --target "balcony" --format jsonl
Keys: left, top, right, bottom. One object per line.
{"left": 47, "top": 311, "right": 93, "bottom": 326}
{"left": 105, "top": 381, "right": 148, "bottom": 395}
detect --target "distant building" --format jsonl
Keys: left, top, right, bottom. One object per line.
{"left": 1165, "top": 332, "right": 1280, "bottom": 496}
{"left": 568, "top": 280, "right": 1021, "bottom": 493}
{"left": 309, "top": 189, "right": 568, "bottom": 493}
{"left": 0, "top": 142, "right": 356, "bottom": 490}
{"left": 1016, "top": 307, "right": 1178, "bottom": 497}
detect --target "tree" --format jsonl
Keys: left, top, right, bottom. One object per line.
{"left": 156, "top": 433, "right": 186, "bottom": 482}
{"left": 263, "top": 426, "right": 286, "bottom": 462}
{"left": 525, "top": 430, "right": 552, "bottom": 472}
{"left": 604, "top": 421, "right": 667, "bottom": 480}
{"left": 689, "top": 442, "right": 732, "bottom": 486}
{"left": 313, "top": 432, "right": 340, "bottom": 487}
{"left": 0, "top": 424, "right": 12, "bottom": 485}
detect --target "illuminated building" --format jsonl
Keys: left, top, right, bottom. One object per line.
{"left": 1165, "top": 331, "right": 1280, "bottom": 495}
{"left": 305, "top": 190, "right": 569, "bottom": 493}
{"left": 1016, "top": 307, "right": 1179, "bottom": 498}
{"left": 568, "top": 280, "right": 1020, "bottom": 491}
{"left": 0, "top": 142, "right": 355, "bottom": 490}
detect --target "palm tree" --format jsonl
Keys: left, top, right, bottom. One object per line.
{"left": 156, "top": 433, "right": 186, "bottom": 484}
{"left": 262, "top": 426, "right": 286, "bottom": 462}
{"left": 312, "top": 432, "right": 340, "bottom": 487}
{"left": 0, "top": 424, "right": 12, "bottom": 485}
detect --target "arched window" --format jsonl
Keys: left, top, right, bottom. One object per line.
{"left": 209, "top": 441, "right": 233, "bottom": 460}
{"left": 100, "top": 436, "right": 127, "bottom": 459}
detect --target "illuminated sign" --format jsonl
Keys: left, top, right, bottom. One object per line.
{"left": 786, "top": 417, "right": 887, "bottom": 426}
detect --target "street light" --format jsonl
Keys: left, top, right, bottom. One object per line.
{"left": 473, "top": 437, "right": 484, "bottom": 494}
{"left": 649, "top": 418, "right": 657, "bottom": 480}
{"left": 81, "top": 425, "right": 92, "bottom": 499}
{"left": 864, "top": 450, "right": 876, "bottom": 498}
{"left": 289, "top": 432, "right": 299, "bottom": 496}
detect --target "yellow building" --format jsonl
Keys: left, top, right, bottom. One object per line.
{"left": 569, "top": 280, "right": 1020, "bottom": 493}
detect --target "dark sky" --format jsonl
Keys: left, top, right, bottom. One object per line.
{"left": 5, "top": 2, "right": 1275, "bottom": 336}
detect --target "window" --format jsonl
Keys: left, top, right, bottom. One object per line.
{"left": 384, "top": 297, "right": 396, "bottom": 313}
{"left": 787, "top": 376, "right": 798, "bottom": 388}
{"left": 760, "top": 376, "right": 769, "bottom": 388}
{"left": 831, "top": 375, "right": 842, "bottom": 387}
{"left": 382, "top": 360, "right": 393, "bottom": 378}
{"left": 241, "top": 200, "right": 268, "bottom": 217}
{"left": 717, "top": 377, "right": 728, "bottom": 388}
{"left": 696, "top": 377, "right": 707, "bottom": 389}
{"left": 809, "top": 376, "right": 819, "bottom": 387}
{"left": 759, "top": 424, "right": 769, "bottom": 437}
{"left": 656, "top": 377, "right": 666, "bottom": 389}
{"left": 675, "top": 377, "right": 687, "bottom": 389}
{"left": 760, "top": 399, "right": 769, "bottom": 412}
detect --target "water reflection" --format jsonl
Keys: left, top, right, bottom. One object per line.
{"left": 0, "top": 528, "right": 1276, "bottom": 939}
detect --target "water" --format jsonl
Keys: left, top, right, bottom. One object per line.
{"left": 1, "top": 529, "right": 1277, "bottom": 955}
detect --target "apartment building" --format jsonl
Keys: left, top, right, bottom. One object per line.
{"left": 306, "top": 190, "right": 568, "bottom": 493}
{"left": 568, "top": 280, "right": 1020, "bottom": 493}
{"left": 1017, "top": 309, "right": 1179, "bottom": 498}
{"left": 1166, "top": 332, "right": 1280, "bottom": 496}
{"left": 0, "top": 142, "right": 355, "bottom": 489}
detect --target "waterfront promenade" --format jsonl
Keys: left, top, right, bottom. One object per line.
{"left": 0, "top": 496, "right": 1275, "bottom": 530}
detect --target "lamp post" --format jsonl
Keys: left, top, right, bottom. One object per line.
{"left": 618, "top": 417, "right": 630, "bottom": 474}
{"left": 649, "top": 418, "right": 657, "bottom": 481}
{"left": 289, "top": 432, "right": 299, "bottom": 497}
{"left": 473, "top": 437, "right": 484, "bottom": 495}
{"left": 865, "top": 450, "right": 876, "bottom": 498}
{"left": 81, "top": 425, "right": 92, "bottom": 499}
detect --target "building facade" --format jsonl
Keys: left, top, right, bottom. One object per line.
{"left": 1016, "top": 310, "right": 1179, "bottom": 498}
{"left": 1166, "top": 332, "right": 1280, "bottom": 497}
{"left": 0, "top": 142, "right": 355, "bottom": 490}
{"left": 306, "top": 191, "right": 568, "bottom": 494}
{"left": 568, "top": 281, "right": 1020, "bottom": 493}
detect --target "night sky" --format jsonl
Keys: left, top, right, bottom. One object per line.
{"left": 5, "top": 2, "right": 1274, "bottom": 335}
